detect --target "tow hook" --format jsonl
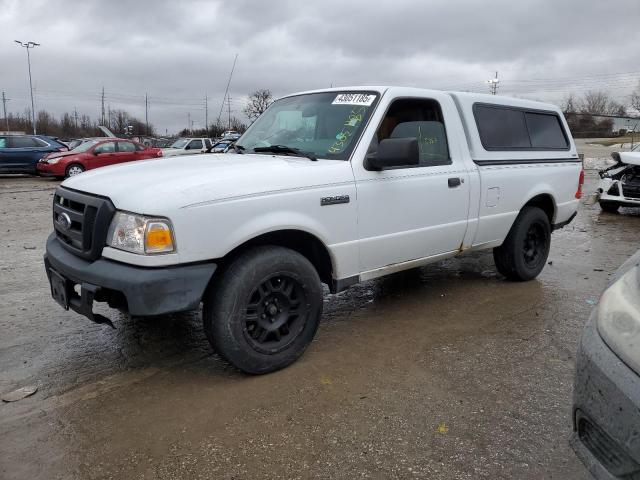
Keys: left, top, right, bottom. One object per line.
{"left": 69, "top": 283, "right": 115, "bottom": 329}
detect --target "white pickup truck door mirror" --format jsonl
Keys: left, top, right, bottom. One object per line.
{"left": 364, "top": 138, "right": 419, "bottom": 170}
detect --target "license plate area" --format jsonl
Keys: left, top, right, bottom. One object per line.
{"left": 49, "top": 268, "right": 71, "bottom": 309}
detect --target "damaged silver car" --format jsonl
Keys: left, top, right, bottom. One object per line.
{"left": 595, "top": 145, "right": 640, "bottom": 213}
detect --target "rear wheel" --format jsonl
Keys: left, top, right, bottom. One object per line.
{"left": 493, "top": 206, "right": 551, "bottom": 281}
{"left": 65, "top": 163, "right": 85, "bottom": 178}
{"left": 599, "top": 200, "right": 619, "bottom": 213}
{"left": 203, "top": 246, "right": 323, "bottom": 374}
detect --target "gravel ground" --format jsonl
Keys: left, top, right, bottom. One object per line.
{"left": 1, "top": 144, "right": 639, "bottom": 479}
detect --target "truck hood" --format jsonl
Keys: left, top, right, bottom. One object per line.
{"left": 61, "top": 153, "right": 352, "bottom": 214}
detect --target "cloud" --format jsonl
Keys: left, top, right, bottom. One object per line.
{"left": 1, "top": 0, "right": 639, "bottom": 133}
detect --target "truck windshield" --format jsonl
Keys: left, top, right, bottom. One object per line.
{"left": 170, "top": 139, "right": 189, "bottom": 149}
{"left": 236, "top": 91, "right": 379, "bottom": 160}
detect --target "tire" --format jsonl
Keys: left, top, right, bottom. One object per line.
{"left": 203, "top": 246, "right": 323, "bottom": 374}
{"left": 599, "top": 200, "right": 619, "bottom": 213}
{"left": 65, "top": 163, "right": 85, "bottom": 178}
{"left": 493, "top": 206, "right": 551, "bottom": 282}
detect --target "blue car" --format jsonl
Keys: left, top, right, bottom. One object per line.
{"left": 0, "top": 135, "right": 68, "bottom": 174}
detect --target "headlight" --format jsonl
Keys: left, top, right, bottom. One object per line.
{"left": 597, "top": 267, "right": 640, "bottom": 374}
{"left": 106, "top": 211, "right": 175, "bottom": 255}
{"left": 45, "top": 157, "right": 61, "bottom": 164}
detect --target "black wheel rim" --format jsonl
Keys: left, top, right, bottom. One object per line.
{"left": 243, "top": 274, "right": 308, "bottom": 354}
{"left": 523, "top": 222, "right": 546, "bottom": 269}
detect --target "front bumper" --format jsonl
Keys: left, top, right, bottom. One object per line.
{"left": 599, "top": 180, "right": 640, "bottom": 207}
{"left": 36, "top": 161, "right": 64, "bottom": 177}
{"left": 44, "top": 233, "right": 216, "bottom": 319}
{"left": 571, "top": 311, "right": 640, "bottom": 479}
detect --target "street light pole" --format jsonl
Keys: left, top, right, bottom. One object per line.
{"left": 14, "top": 40, "right": 40, "bottom": 135}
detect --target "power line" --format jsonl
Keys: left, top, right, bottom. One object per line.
{"left": 217, "top": 53, "right": 238, "bottom": 126}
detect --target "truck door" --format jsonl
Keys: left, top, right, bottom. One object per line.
{"left": 353, "top": 94, "right": 470, "bottom": 273}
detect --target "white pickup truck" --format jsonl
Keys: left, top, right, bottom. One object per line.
{"left": 162, "top": 137, "right": 212, "bottom": 157}
{"left": 44, "top": 87, "right": 582, "bottom": 374}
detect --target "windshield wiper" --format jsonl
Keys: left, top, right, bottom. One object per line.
{"left": 253, "top": 145, "right": 317, "bottom": 161}
{"left": 233, "top": 144, "right": 245, "bottom": 154}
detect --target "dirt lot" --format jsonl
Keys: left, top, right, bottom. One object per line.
{"left": 1, "top": 143, "right": 638, "bottom": 479}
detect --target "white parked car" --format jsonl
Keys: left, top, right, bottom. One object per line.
{"left": 162, "top": 137, "right": 212, "bottom": 157}
{"left": 44, "top": 87, "right": 582, "bottom": 374}
{"left": 595, "top": 145, "right": 640, "bottom": 212}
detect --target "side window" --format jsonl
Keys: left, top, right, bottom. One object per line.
{"left": 525, "top": 112, "right": 568, "bottom": 149}
{"left": 8, "top": 136, "right": 40, "bottom": 148}
{"left": 135, "top": 143, "right": 146, "bottom": 151}
{"left": 205, "top": 139, "right": 212, "bottom": 149}
{"left": 94, "top": 142, "right": 116, "bottom": 154}
{"left": 189, "top": 139, "right": 203, "bottom": 150}
{"left": 474, "top": 105, "right": 530, "bottom": 149}
{"left": 474, "top": 104, "right": 570, "bottom": 151}
{"left": 117, "top": 141, "right": 136, "bottom": 152}
{"left": 0, "top": 137, "right": 7, "bottom": 148}
{"left": 372, "top": 98, "right": 450, "bottom": 167}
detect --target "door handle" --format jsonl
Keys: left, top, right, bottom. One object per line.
{"left": 448, "top": 177, "right": 462, "bottom": 188}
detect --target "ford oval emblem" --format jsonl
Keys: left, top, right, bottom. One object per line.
{"left": 57, "top": 212, "right": 72, "bottom": 231}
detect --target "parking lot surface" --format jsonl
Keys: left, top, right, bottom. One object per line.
{"left": 1, "top": 144, "right": 638, "bottom": 479}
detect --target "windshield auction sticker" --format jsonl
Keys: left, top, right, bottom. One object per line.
{"left": 332, "top": 93, "right": 376, "bottom": 106}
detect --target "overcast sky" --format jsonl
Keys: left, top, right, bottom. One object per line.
{"left": 2, "top": 0, "right": 640, "bottom": 134}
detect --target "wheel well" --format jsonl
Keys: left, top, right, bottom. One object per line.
{"left": 523, "top": 194, "right": 555, "bottom": 225}
{"left": 221, "top": 230, "right": 334, "bottom": 287}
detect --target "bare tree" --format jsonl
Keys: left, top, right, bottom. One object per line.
{"left": 243, "top": 89, "right": 274, "bottom": 121}
{"left": 631, "top": 82, "right": 640, "bottom": 114}
{"left": 580, "top": 90, "right": 624, "bottom": 116}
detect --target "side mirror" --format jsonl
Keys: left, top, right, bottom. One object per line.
{"left": 365, "top": 137, "right": 419, "bottom": 171}
{"left": 93, "top": 150, "right": 100, "bottom": 156}
{"left": 185, "top": 145, "right": 191, "bottom": 150}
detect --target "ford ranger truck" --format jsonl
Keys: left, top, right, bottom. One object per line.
{"left": 44, "top": 87, "right": 582, "bottom": 374}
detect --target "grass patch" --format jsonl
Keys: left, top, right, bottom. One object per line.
{"left": 590, "top": 136, "right": 639, "bottom": 146}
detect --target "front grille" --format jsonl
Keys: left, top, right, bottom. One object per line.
{"left": 53, "top": 187, "right": 115, "bottom": 261}
{"left": 577, "top": 415, "right": 640, "bottom": 477}
{"left": 622, "top": 183, "right": 640, "bottom": 199}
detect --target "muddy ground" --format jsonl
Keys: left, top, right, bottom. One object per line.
{"left": 1, "top": 141, "right": 638, "bottom": 479}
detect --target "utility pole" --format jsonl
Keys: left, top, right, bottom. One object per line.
{"left": 227, "top": 96, "right": 232, "bottom": 130}
{"left": 14, "top": 40, "right": 40, "bottom": 134}
{"left": 205, "top": 93, "right": 208, "bottom": 136}
{"left": 107, "top": 104, "right": 111, "bottom": 128}
{"left": 145, "top": 93, "right": 149, "bottom": 136}
{"left": 2, "top": 92, "right": 9, "bottom": 133}
{"left": 187, "top": 112, "right": 191, "bottom": 133}
{"left": 486, "top": 71, "right": 499, "bottom": 95}
{"left": 73, "top": 107, "right": 78, "bottom": 131}
{"left": 101, "top": 87, "right": 105, "bottom": 126}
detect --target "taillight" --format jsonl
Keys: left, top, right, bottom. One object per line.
{"left": 58, "top": 147, "right": 68, "bottom": 152}
{"left": 575, "top": 169, "right": 585, "bottom": 199}
{"left": 156, "top": 150, "right": 163, "bottom": 157}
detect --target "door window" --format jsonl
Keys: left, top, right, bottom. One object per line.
{"left": 94, "top": 142, "right": 116, "bottom": 154}
{"left": 188, "top": 139, "right": 203, "bottom": 150}
{"left": 372, "top": 98, "right": 451, "bottom": 167}
{"left": 0, "top": 137, "right": 7, "bottom": 148}
{"left": 117, "top": 141, "right": 136, "bottom": 152}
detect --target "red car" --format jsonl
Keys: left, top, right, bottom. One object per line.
{"left": 37, "top": 138, "right": 163, "bottom": 178}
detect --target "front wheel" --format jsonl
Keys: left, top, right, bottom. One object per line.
{"left": 203, "top": 246, "right": 323, "bottom": 374}
{"left": 493, "top": 206, "right": 551, "bottom": 281}
{"left": 65, "top": 163, "right": 85, "bottom": 178}
{"left": 599, "top": 200, "right": 619, "bottom": 213}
